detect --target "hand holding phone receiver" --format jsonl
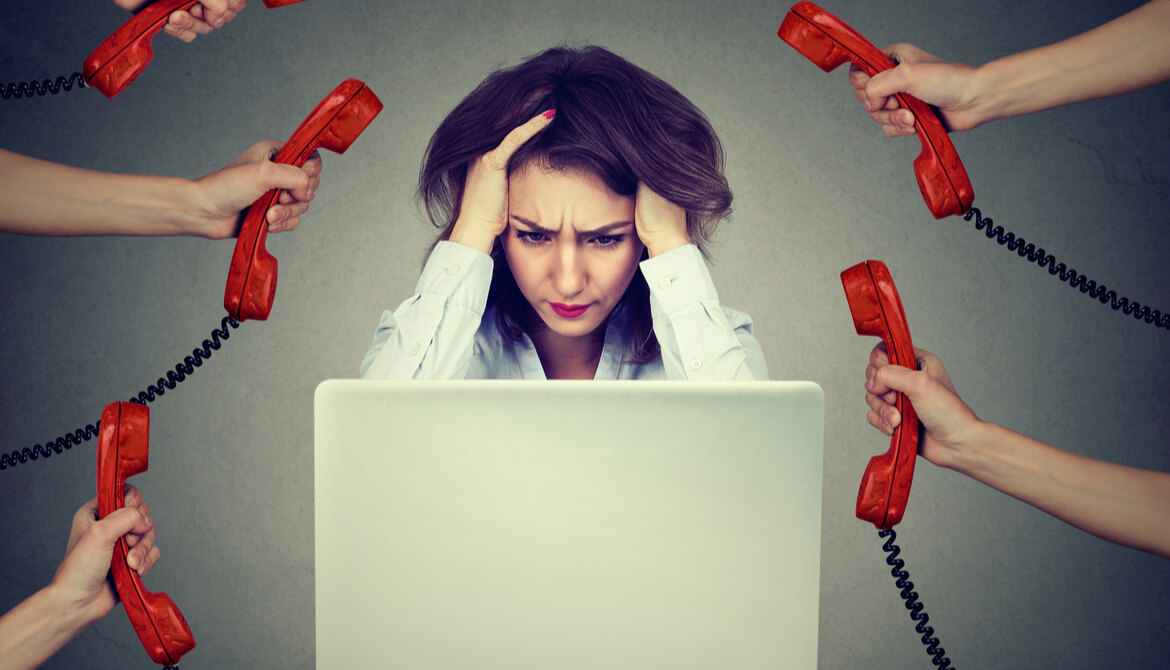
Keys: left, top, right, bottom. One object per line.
{"left": 97, "top": 401, "right": 194, "bottom": 667}
{"left": 83, "top": 0, "right": 310, "bottom": 98}
{"left": 840, "top": 260, "right": 920, "bottom": 529}
{"left": 224, "top": 78, "right": 383, "bottom": 321}
{"left": 778, "top": 1, "right": 974, "bottom": 219}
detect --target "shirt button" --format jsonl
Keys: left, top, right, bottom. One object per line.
{"left": 408, "top": 343, "right": 421, "bottom": 356}
{"left": 689, "top": 359, "right": 703, "bottom": 370}
{"left": 445, "top": 264, "right": 460, "bottom": 276}
{"left": 658, "top": 278, "right": 672, "bottom": 290}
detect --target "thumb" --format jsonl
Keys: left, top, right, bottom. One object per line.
{"left": 90, "top": 506, "right": 147, "bottom": 548}
{"left": 873, "top": 360, "right": 923, "bottom": 400}
{"left": 249, "top": 160, "right": 312, "bottom": 200}
{"left": 864, "top": 64, "right": 918, "bottom": 105}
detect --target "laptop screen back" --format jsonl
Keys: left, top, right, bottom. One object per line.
{"left": 315, "top": 380, "right": 824, "bottom": 669}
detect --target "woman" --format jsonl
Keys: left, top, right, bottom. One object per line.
{"left": 360, "top": 46, "right": 767, "bottom": 381}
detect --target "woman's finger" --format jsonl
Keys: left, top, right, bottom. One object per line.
{"left": 482, "top": 109, "right": 555, "bottom": 171}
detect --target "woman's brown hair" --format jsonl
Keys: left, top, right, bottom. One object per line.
{"left": 419, "top": 45, "right": 732, "bottom": 363}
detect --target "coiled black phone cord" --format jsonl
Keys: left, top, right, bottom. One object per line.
{"left": 879, "top": 528, "right": 953, "bottom": 668}
{"left": 962, "top": 207, "right": 1169, "bottom": 331}
{"left": 0, "top": 317, "right": 240, "bottom": 471}
{"left": 0, "top": 73, "right": 88, "bottom": 99}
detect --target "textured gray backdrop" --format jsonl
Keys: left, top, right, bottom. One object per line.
{"left": 2, "top": 0, "right": 1168, "bottom": 668}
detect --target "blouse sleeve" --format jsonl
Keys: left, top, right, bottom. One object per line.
{"left": 639, "top": 244, "right": 769, "bottom": 381}
{"left": 359, "top": 241, "right": 493, "bottom": 379}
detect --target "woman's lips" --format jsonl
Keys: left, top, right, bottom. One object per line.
{"left": 550, "top": 303, "right": 590, "bottom": 319}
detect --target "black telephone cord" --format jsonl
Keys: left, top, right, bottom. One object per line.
{"left": 1, "top": 72, "right": 88, "bottom": 99}
{"left": 879, "top": 528, "right": 954, "bottom": 668}
{"left": 1, "top": 317, "right": 241, "bottom": 471}
{"left": 962, "top": 207, "right": 1169, "bottom": 331}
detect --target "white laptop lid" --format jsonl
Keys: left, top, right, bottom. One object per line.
{"left": 314, "top": 380, "right": 824, "bottom": 669}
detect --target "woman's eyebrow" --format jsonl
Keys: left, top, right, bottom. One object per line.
{"left": 509, "top": 215, "right": 633, "bottom": 236}
{"left": 509, "top": 215, "right": 556, "bottom": 234}
{"left": 579, "top": 221, "right": 635, "bottom": 236}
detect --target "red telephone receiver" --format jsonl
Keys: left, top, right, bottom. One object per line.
{"left": 778, "top": 1, "right": 974, "bottom": 219}
{"left": 83, "top": 0, "right": 310, "bottom": 98}
{"left": 840, "top": 260, "right": 921, "bottom": 529}
{"left": 97, "top": 401, "right": 195, "bottom": 667}
{"left": 223, "top": 78, "right": 383, "bottom": 322}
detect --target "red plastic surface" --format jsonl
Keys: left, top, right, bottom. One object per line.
{"left": 840, "top": 261, "right": 921, "bottom": 529}
{"left": 778, "top": 1, "right": 974, "bottom": 219}
{"left": 223, "top": 78, "right": 383, "bottom": 321}
{"left": 96, "top": 402, "right": 195, "bottom": 667}
{"left": 83, "top": 0, "right": 309, "bottom": 98}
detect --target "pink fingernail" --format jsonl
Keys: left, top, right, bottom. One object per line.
{"left": 543, "top": 109, "right": 556, "bottom": 119}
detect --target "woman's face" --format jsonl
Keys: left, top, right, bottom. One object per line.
{"left": 502, "top": 165, "right": 644, "bottom": 340}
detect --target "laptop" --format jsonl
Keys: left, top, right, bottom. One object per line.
{"left": 314, "top": 380, "right": 824, "bottom": 669}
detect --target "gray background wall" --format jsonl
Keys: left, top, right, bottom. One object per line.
{"left": 2, "top": 0, "right": 1168, "bottom": 668}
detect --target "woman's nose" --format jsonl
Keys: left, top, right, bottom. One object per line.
{"left": 551, "top": 246, "right": 586, "bottom": 297}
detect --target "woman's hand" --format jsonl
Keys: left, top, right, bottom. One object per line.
{"left": 50, "top": 485, "right": 158, "bottom": 623}
{"left": 848, "top": 42, "right": 981, "bottom": 136}
{"left": 633, "top": 183, "right": 691, "bottom": 258}
{"left": 111, "top": 0, "right": 248, "bottom": 43}
{"left": 864, "top": 343, "right": 983, "bottom": 468}
{"left": 448, "top": 110, "right": 555, "bottom": 255}
{"left": 190, "top": 140, "right": 322, "bottom": 239}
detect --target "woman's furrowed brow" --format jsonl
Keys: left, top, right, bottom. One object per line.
{"left": 509, "top": 215, "right": 633, "bottom": 236}
{"left": 509, "top": 215, "right": 556, "bottom": 234}
{"left": 580, "top": 221, "right": 635, "bottom": 236}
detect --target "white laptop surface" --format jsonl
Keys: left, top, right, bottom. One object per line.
{"left": 314, "top": 380, "right": 824, "bottom": 669}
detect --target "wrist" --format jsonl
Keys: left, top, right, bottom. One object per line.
{"left": 964, "top": 44, "right": 1070, "bottom": 130}
{"left": 181, "top": 176, "right": 234, "bottom": 239}
{"left": 448, "top": 221, "right": 497, "bottom": 256}
{"left": 937, "top": 417, "right": 998, "bottom": 474}
{"left": 644, "top": 233, "right": 691, "bottom": 259}
{"left": 957, "top": 60, "right": 1014, "bottom": 130}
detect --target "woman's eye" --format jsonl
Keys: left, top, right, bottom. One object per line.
{"left": 517, "top": 231, "right": 547, "bottom": 245}
{"left": 592, "top": 235, "right": 622, "bottom": 248}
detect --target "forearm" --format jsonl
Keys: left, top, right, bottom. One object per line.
{"left": 0, "top": 584, "right": 100, "bottom": 670}
{"left": 948, "top": 421, "right": 1170, "bottom": 558}
{"left": 965, "top": 0, "right": 1170, "bottom": 127}
{"left": 0, "top": 149, "right": 206, "bottom": 237}
{"left": 642, "top": 245, "right": 767, "bottom": 380}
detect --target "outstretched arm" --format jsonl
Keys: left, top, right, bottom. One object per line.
{"left": 850, "top": 0, "right": 1170, "bottom": 135}
{"left": 0, "top": 143, "right": 321, "bottom": 239}
{"left": 865, "top": 344, "right": 1170, "bottom": 558}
